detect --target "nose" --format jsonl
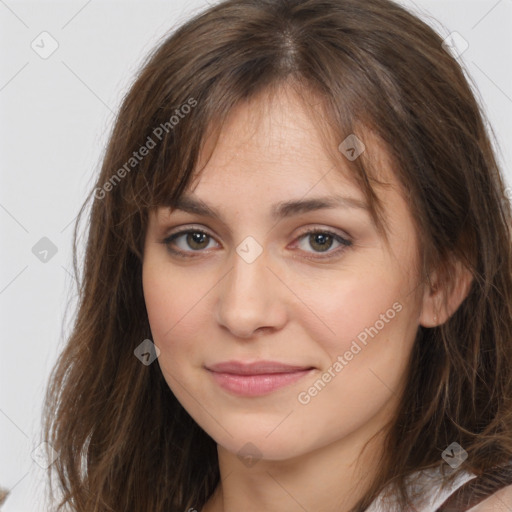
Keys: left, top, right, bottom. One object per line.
{"left": 214, "top": 245, "right": 288, "bottom": 339}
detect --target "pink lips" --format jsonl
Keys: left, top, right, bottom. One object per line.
{"left": 206, "top": 360, "right": 314, "bottom": 397}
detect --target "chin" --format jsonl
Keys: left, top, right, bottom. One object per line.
{"left": 203, "top": 419, "right": 313, "bottom": 464}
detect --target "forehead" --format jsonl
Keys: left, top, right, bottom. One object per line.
{"left": 190, "top": 84, "right": 395, "bottom": 194}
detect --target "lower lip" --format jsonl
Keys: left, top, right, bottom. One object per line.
{"left": 207, "top": 369, "right": 314, "bottom": 396}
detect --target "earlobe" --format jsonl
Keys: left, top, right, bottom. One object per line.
{"left": 419, "top": 258, "right": 473, "bottom": 328}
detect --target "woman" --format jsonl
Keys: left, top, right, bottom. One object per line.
{"left": 43, "top": 0, "right": 512, "bottom": 510}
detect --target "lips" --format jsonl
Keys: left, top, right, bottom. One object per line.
{"left": 205, "top": 360, "right": 315, "bottom": 396}
{"left": 207, "top": 360, "right": 313, "bottom": 374}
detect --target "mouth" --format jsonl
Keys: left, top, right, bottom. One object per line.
{"left": 205, "top": 360, "right": 315, "bottom": 397}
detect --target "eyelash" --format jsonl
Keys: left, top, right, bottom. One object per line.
{"left": 161, "top": 226, "right": 353, "bottom": 261}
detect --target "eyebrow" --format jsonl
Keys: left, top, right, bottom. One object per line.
{"left": 165, "top": 193, "right": 369, "bottom": 221}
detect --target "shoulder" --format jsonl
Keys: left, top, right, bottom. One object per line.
{"left": 467, "top": 484, "right": 512, "bottom": 511}
{"left": 365, "top": 467, "right": 477, "bottom": 511}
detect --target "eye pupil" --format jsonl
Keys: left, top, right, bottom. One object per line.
{"left": 310, "top": 233, "right": 333, "bottom": 252}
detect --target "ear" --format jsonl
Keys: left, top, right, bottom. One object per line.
{"left": 419, "top": 257, "right": 474, "bottom": 328}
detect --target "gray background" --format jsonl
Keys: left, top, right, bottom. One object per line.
{"left": 0, "top": 0, "right": 511, "bottom": 510}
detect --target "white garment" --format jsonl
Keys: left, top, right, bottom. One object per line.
{"left": 365, "top": 466, "right": 477, "bottom": 511}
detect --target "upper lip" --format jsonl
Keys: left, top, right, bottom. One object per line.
{"left": 206, "top": 360, "right": 314, "bottom": 375}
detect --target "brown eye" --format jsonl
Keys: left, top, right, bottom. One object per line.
{"left": 184, "top": 231, "right": 210, "bottom": 250}
{"left": 294, "top": 229, "right": 352, "bottom": 260}
{"left": 163, "top": 229, "right": 218, "bottom": 257}
{"left": 308, "top": 232, "right": 334, "bottom": 252}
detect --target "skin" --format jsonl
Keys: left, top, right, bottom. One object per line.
{"left": 468, "top": 486, "right": 512, "bottom": 511}
{"left": 142, "top": 84, "right": 471, "bottom": 512}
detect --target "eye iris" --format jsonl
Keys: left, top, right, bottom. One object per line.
{"left": 187, "top": 232, "right": 208, "bottom": 250}
{"left": 309, "top": 232, "right": 333, "bottom": 252}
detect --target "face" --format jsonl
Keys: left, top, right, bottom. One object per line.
{"left": 142, "top": 86, "right": 426, "bottom": 462}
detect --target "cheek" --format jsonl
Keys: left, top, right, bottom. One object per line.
{"left": 291, "top": 282, "right": 416, "bottom": 447}
{"left": 143, "top": 268, "right": 174, "bottom": 340}
{"left": 292, "top": 265, "right": 420, "bottom": 426}
{"left": 142, "top": 260, "right": 212, "bottom": 364}
{"left": 298, "top": 267, "right": 413, "bottom": 362}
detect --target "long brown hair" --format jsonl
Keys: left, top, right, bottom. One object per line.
{"left": 42, "top": 0, "right": 512, "bottom": 510}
